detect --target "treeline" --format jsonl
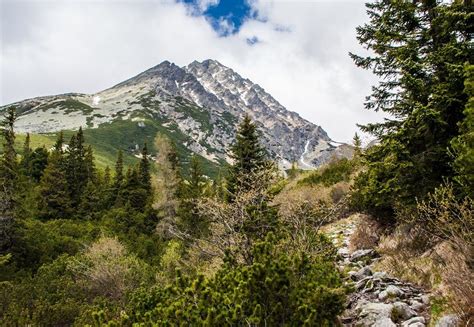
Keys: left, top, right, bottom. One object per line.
{"left": 0, "top": 112, "right": 346, "bottom": 325}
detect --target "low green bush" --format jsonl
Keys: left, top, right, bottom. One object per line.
{"left": 103, "top": 234, "right": 346, "bottom": 326}
{"left": 298, "top": 158, "right": 354, "bottom": 187}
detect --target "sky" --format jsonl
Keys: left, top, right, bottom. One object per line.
{"left": 0, "top": 0, "right": 385, "bottom": 143}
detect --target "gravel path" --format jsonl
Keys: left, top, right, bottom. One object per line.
{"left": 326, "top": 216, "right": 433, "bottom": 327}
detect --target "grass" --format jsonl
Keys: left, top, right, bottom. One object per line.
{"left": 5, "top": 118, "right": 224, "bottom": 178}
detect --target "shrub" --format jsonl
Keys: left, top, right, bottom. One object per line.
{"left": 298, "top": 158, "right": 354, "bottom": 187}
{"left": 0, "top": 255, "right": 88, "bottom": 326}
{"left": 397, "top": 184, "right": 474, "bottom": 322}
{"left": 8, "top": 218, "right": 100, "bottom": 272}
{"left": 402, "top": 183, "right": 473, "bottom": 248}
{"left": 105, "top": 234, "right": 346, "bottom": 326}
{"left": 69, "top": 237, "right": 154, "bottom": 302}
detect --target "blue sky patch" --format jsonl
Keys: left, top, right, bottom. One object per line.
{"left": 181, "top": 0, "right": 257, "bottom": 36}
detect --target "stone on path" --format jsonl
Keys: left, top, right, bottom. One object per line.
{"left": 350, "top": 249, "right": 376, "bottom": 262}
{"left": 401, "top": 316, "right": 426, "bottom": 327}
{"left": 392, "top": 301, "right": 417, "bottom": 321}
{"left": 435, "top": 314, "right": 460, "bottom": 327}
{"left": 358, "top": 302, "right": 395, "bottom": 326}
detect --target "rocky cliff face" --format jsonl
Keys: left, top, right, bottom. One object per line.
{"left": 4, "top": 59, "right": 346, "bottom": 169}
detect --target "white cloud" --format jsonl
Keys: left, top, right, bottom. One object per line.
{"left": 0, "top": 0, "right": 385, "bottom": 142}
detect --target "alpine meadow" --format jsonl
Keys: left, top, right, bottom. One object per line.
{"left": 0, "top": 0, "right": 472, "bottom": 326}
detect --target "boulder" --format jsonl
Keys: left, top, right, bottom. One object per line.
{"left": 373, "top": 317, "right": 397, "bottom": 327}
{"left": 409, "top": 300, "right": 425, "bottom": 312}
{"left": 350, "top": 249, "right": 376, "bottom": 262}
{"left": 357, "top": 302, "right": 394, "bottom": 326}
{"left": 393, "top": 301, "right": 417, "bottom": 321}
{"left": 435, "top": 314, "right": 460, "bottom": 327}
{"left": 349, "top": 266, "right": 373, "bottom": 281}
{"left": 386, "top": 285, "right": 404, "bottom": 298}
{"left": 420, "top": 295, "right": 430, "bottom": 305}
{"left": 401, "top": 316, "right": 426, "bottom": 327}
{"left": 379, "top": 290, "right": 389, "bottom": 301}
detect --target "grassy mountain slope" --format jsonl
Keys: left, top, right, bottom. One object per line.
{"left": 9, "top": 118, "right": 225, "bottom": 178}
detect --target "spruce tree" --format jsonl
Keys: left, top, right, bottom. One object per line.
{"left": 227, "top": 115, "right": 267, "bottom": 197}
{"left": 84, "top": 145, "right": 96, "bottom": 182}
{"left": 78, "top": 180, "right": 101, "bottom": 219}
{"left": 37, "top": 150, "right": 71, "bottom": 220}
{"left": 350, "top": 1, "right": 472, "bottom": 219}
{"left": 27, "top": 147, "right": 49, "bottom": 182}
{"left": 20, "top": 133, "right": 32, "bottom": 171}
{"left": 65, "top": 127, "right": 88, "bottom": 205}
{"left": 178, "top": 155, "right": 206, "bottom": 236}
{"left": 451, "top": 64, "right": 474, "bottom": 197}
{"left": 111, "top": 150, "right": 125, "bottom": 207}
{"left": 352, "top": 132, "right": 362, "bottom": 158}
{"left": 53, "top": 131, "right": 64, "bottom": 153}
{"left": 114, "top": 150, "right": 124, "bottom": 188}
{"left": 103, "top": 166, "right": 111, "bottom": 187}
{"left": 138, "top": 143, "right": 152, "bottom": 195}
{"left": 121, "top": 166, "right": 148, "bottom": 209}
{"left": 0, "top": 107, "right": 18, "bottom": 252}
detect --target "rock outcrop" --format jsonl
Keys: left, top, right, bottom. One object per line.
{"left": 3, "top": 59, "right": 349, "bottom": 169}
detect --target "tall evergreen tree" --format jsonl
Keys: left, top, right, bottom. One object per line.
{"left": 138, "top": 143, "right": 152, "bottom": 195}
{"left": 120, "top": 166, "right": 148, "bottom": 209}
{"left": 350, "top": 1, "right": 472, "bottom": 220}
{"left": 114, "top": 150, "right": 124, "bottom": 187}
{"left": 53, "top": 131, "right": 65, "bottom": 153}
{"left": 352, "top": 132, "right": 362, "bottom": 158}
{"left": 0, "top": 107, "right": 18, "bottom": 252}
{"left": 103, "top": 166, "right": 112, "bottom": 188}
{"left": 37, "top": 151, "right": 71, "bottom": 220}
{"left": 65, "top": 127, "right": 88, "bottom": 205}
{"left": 20, "top": 133, "right": 32, "bottom": 170}
{"left": 84, "top": 145, "right": 96, "bottom": 183}
{"left": 227, "top": 115, "right": 268, "bottom": 198}
{"left": 110, "top": 150, "right": 125, "bottom": 207}
{"left": 451, "top": 64, "right": 474, "bottom": 197}
{"left": 27, "top": 147, "right": 49, "bottom": 182}
{"left": 178, "top": 155, "right": 207, "bottom": 236}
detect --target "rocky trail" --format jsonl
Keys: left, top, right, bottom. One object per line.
{"left": 326, "top": 215, "right": 437, "bottom": 327}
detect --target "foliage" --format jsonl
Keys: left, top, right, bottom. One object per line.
{"left": 69, "top": 237, "right": 154, "bottom": 302}
{"left": 227, "top": 115, "right": 268, "bottom": 198}
{"left": 298, "top": 158, "right": 354, "bottom": 187}
{"left": 0, "top": 107, "right": 18, "bottom": 253}
{"left": 195, "top": 166, "right": 280, "bottom": 265}
{"left": 177, "top": 154, "right": 208, "bottom": 237}
{"left": 0, "top": 254, "right": 88, "bottom": 326}
{"left": 451, "top": 64, "right": 474, "bottom": 197}
{"left": 350, "top": 1, "right": 472, "bottom": 222}
{"left": 153, "top": 134, "right": 182, "bottom": 231}
{"left": 37, "top": 151, "right": 71, "bottom": 220}
{"left": 106, "top": 234, "right": 346, "bottom": 326}
{"left": 401, "top": 183, "right": 473, "bottom": 249}
{"left": 0, "top": 111, "right": 351, "bottom": 326}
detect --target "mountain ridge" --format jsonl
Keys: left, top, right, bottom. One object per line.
{"left": 2, "top": 59, "right": 351, "bottom": 169}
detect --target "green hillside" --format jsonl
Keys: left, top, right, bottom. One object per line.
{"left": 10, "top": 118, "right": 226, "bottom": 178}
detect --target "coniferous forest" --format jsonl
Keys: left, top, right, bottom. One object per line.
{"left": 0, "top": 1, "right": 473, "bottom": 326}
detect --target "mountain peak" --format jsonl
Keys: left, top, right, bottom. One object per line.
{"left": 7, "top": 59, "right": 342, "bottom": 169}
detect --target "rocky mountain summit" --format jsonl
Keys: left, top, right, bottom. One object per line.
{"left": 4, "top": 59, "right": 348, "bottom": 169}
